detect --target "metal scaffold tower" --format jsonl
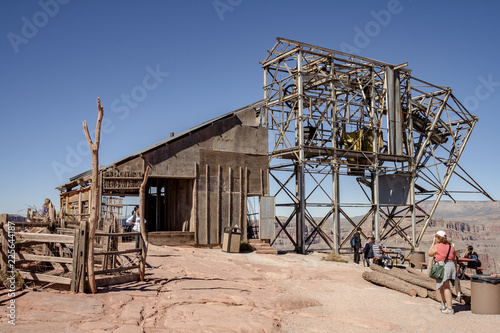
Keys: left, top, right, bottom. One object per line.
{"left": 262, "top": 37, "right": 493, "bottom": 254}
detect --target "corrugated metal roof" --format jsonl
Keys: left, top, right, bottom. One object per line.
{"left": 65, "top": 100, "right": 265, "bottom": 185}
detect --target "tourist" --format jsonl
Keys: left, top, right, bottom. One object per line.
{"left": 462, "top": 245, "right": 482, "bottom": 271}
{"left": 351, "top": 228, "right": 362, "bottom": 265}
{"left": 428, "top": 230, "right": 457, "bottom": 315}
{"left": 124, "top": 206, "right": 138, "bottom": 232}
{"left": 372, "top": 240, "right": 391, "bottom": 270}
{"left": 127, "top": 208, "right": 146, "bottom": 248}
{"left": 362, "top": 237, "right": 374, "bottom": 267}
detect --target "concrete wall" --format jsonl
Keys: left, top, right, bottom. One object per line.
{"left": 195, "top": 109, "right": 268, "bottom": 244}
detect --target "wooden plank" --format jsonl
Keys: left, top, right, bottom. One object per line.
{"left": 17, "top": 241, "right": 52, "bottom": 247}
{"left": 15, "top": 233, "right": 74, "bottom": 244}
{"left": 7, "top": 222, "right": 51, "bottom": 228}
{"left": 138, "top": 233, "right": 144, "bottom": 279}
{"left": 0, "top": 223, "right": 8, "bottom": 271}
{"left": 101, "top": 224, "right": 111, "bottom": 270}
{"left": 94, "top": 248, "right": 141, "bottom": 256}
{"left": 42, "top": 238, "right": 67, "bottom": 271}
{"left": 71, "top": 220, "right": 87, "bottom": 293}
{"left": 16, "top": 253, "right": 73, "bottom": 264}
{"left": 95, "top": 231, "right": 140, "bottom": 237}
{"left": 19, "top": 271, "right": 72, "bottom": 285}
{"left": 94, "top": 264, "right": 140, "bottom": 275}
{"left": 95, "top": 273, "right": 140, "bottom": 287}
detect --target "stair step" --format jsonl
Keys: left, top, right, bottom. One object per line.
{"left": 248, "top": 239, "right": 277, "bottom": 255}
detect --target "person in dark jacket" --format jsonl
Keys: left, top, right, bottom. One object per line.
{"left": 352, "top": 228, "right": 362, "bottom": 265}
{"left": 362, "top": 237, "right": 375, "bottom": 267}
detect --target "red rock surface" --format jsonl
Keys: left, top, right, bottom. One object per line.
{"left": 1, "top": 244, "right": 499, "bottom": 332}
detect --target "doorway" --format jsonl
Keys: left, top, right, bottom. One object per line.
{"left": 146, "top": 178, "right": 194, "bottom": 232}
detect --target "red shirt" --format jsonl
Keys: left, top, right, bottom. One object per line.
{"left": 435, "top": 243, "right": 455, "bottom": 262}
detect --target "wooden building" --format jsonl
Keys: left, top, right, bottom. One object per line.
{"left": 57, "top": 101, "right": 269, "bottom": 245}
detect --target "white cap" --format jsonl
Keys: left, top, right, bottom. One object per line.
{"left": 436, "top": 230, "right": 446, "bottom": 237}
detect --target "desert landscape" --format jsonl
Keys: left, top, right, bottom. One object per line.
{"left": 1, "top": 240, "right": 499, "bottom": 333}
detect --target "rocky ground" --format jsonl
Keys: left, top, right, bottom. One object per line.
{"left": 1, "top": 243, "right": 499, "bottom": 332}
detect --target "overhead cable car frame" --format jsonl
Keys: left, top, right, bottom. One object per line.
{"left": 261, "top": 37, "right": 493, "bottom": 254}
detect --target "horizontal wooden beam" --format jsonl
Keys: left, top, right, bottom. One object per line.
{"left": 8, "top": 222, "right": 51, "bottom": 228}
{"left": 16, "top": 253, "right": 73, "bottom": 264}
{"left": 19, "top": 271, "right": 71, "bottom": 285}
{"left": 95, "top": 273, "right": 140, "bottom": 287}
{"left": 15, "top": 233, "right": 74, "bottom": 244}
{"left": 94, "top": 248, "right": 140, "bottom": 256}
{"left": 94, "top": 264, "right": 139, "bottom": 275}
{"left": 95, "top": 231, "right": 140, "bottom": 237}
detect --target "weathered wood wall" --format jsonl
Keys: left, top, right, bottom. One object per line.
{"left": 58, "top": 104, "right": 269, "bottom": 246}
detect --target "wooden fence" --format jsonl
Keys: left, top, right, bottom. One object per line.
{"left": 0, "top": 214, "right": 144, "bottom": 293}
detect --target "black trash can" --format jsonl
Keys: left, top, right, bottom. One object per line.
{"left": 471, "top": 275, "right": 500, "bottom": 315}
{"left": 222, "top": 227, "right": 241, "bottom": 253}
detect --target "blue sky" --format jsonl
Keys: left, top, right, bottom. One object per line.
{"left": 1, "top": 0, "right": 499, "bottom": 215}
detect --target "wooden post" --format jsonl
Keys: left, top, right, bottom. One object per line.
{"left": 83, "top": 97, "right": 104, "bottom": 294}
{"left": 0, "top": 214, "right": 9, "bottom": 271}
{"left": 101, "top": 224, "right": 111, "bottom": 270}
{"left": 139, "top": 166, "right": 150, "bottom": 281}
{"left": 78, "top": 191, "right": 82, "bottom": 221}
{"left": 71, "top": 219, "right": 88, "bottom": 293}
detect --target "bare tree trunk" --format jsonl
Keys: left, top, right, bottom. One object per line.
{"left": 83, "top": 97, "right": 104, "bottom": 294}
{"left": 139, "top": 166, "right": 150, "bottom": 281}
{"left": 362, "top": 271, "right": 428, "bottom": 298}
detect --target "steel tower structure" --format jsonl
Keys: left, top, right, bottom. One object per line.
{"left": 262, "top": 38, "right": 492, "bottom": 254}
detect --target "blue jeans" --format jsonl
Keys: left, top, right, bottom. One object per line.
{"left": 378, "top": 255, "right": 391, "bottom": 267}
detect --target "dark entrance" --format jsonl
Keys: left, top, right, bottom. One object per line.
{"left": 145, "top": 178, "right": 194, "bottom": 232}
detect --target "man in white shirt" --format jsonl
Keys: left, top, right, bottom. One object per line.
{"left": 126, "top": 209, "right": 145, "bottom": 248}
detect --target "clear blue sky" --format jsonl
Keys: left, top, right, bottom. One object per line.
{"left": 1, "top": 0, "right": 499, "bottom": 215}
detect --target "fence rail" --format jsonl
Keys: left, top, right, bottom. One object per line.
{"left": 0, "top": 213, "right": 144, "bottom": 293}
